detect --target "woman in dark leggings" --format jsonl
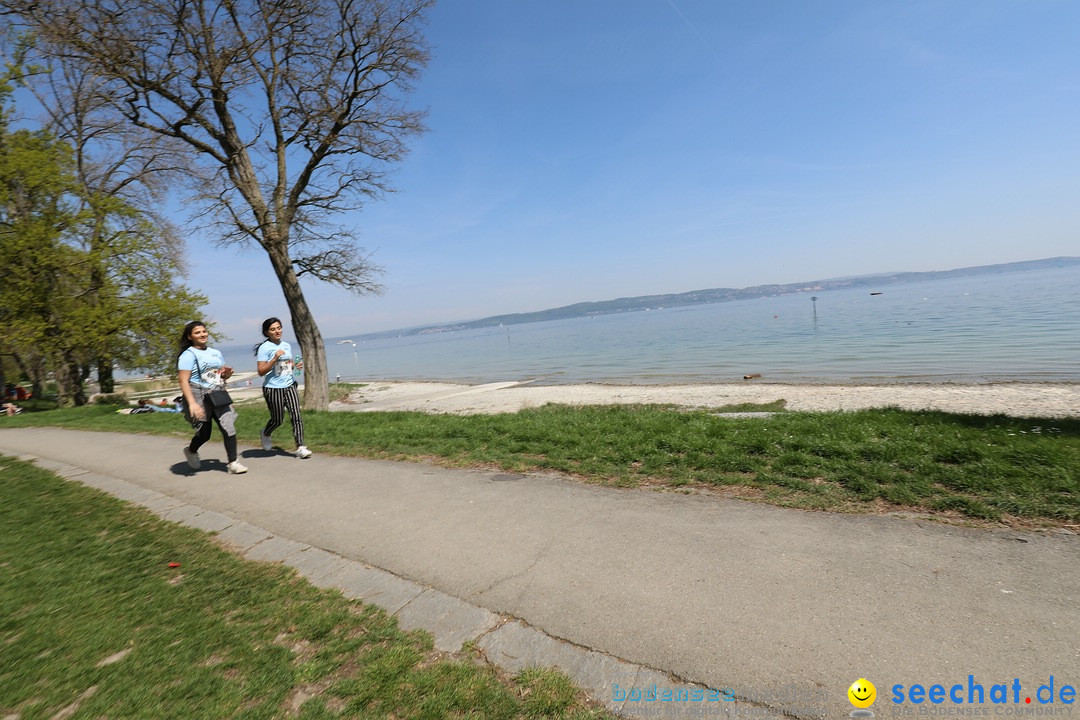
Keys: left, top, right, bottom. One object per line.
{"left": 176, "top": 320, "right": 247, "bottom": 473}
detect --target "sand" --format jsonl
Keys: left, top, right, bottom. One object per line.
{"left": 331, "top": 379, "right": 1080, "bottom": 418}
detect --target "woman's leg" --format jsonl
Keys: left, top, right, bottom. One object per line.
{"left": 213, "top": 405, "right": 240, "bottom": 463}
{"left": 282, "top": 383, "right": 305, "bottom": 447}
{"left": 261, "top": 386, "right": 286, "bottom": 437}
{"left": 188, "top": 398, "right": 214, "bottom": 452}
{"left": 182, "top": 390, "right": 212, "bottom": 469}
{"left": 221, "top": 433, "right": 239, "bottom": 463}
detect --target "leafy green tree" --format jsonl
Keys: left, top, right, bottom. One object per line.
{"left": 2, "top": 0, "right": 433, "bottom": 410}
{"left": 79, "top": 193, "right": 210, "bottom": 384}
{"left": 9, "top": 41, "right": 204, "bottom": 392}
{"left": 0, "top": 81, "right": 83, "bottom": 403}
{"left": 0, "top": 69, "right": 207, "bottom": 404}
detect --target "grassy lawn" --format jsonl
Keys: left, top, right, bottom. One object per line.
{"left": 0, "top": 456, "right": 612, "bottom": 720}
{"left": 3, "top": 398, "right": 1078, "bottom": 526}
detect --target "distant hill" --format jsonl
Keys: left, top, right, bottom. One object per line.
{"left": 352, "top": 256, "right": 1080, "bottom": 340}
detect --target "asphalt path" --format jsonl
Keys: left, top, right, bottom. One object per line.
{"left": 1, "top": 427, "right": 1077, "bottom": 718}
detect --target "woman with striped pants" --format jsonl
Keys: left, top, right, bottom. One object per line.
{"left": 254, "top": 317, "right": 312, "bottom": 459}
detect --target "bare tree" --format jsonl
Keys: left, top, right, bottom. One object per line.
{"left": 4, "top": 0, "right": 432, "bottom": 409}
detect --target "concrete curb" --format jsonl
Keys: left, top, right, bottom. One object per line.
{"left": 15, "top": 453, "right": 796, "bottom": 719}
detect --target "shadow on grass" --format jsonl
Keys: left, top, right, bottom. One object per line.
{"left": 896, "top": 408, "right": 1080, "bottom": 436}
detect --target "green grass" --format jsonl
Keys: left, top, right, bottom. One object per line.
{"left": 4, "top": 401, "right": 1078, "bottom": 525}
{"left": 0, "top": 456, "right": 612, "bottom": 720}
{"left": 5, "top": 396, "right": 61, "bottom": 413}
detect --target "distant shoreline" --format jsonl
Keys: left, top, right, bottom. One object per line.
{"left": 337, "top": 255, "right": 1080, "bottom": 342}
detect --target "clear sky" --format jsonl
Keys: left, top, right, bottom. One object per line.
{"left": 190, "top": 0, "right": 1080, "bottom": 342}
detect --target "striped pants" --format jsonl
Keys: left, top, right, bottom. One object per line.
{"left": 262, "top": 383, "right": 305, "bottom": 447}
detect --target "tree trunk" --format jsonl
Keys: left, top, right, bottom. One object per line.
{"left": 97, "top": 358, "right": 115, "bottom": 394}
{"left": 289, "top": 294, "right": 329, "bottom": 412}
{"left": 53, "top": 358, "right": 76, "bottom": 407}
{"left": 13, "top": 353, "right": 46, "bottom": 400}
{"left": 52, "top": 353, "right": 90, "bottom": 407}
{"left": 265, "top": 246, "right": 329, "bottom": 411}
{"left": 29, "top": 359, "right": 45, "bottom": 400}
{"left": 76, "top": 363, "right": 90, "bottom": 405}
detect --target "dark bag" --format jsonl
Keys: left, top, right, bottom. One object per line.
{"left": 207, "top": 389, "right": 233, "bottom": 408}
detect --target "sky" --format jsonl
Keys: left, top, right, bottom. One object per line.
{"left": 188, "top": 1, "right": 1080, "bottom": 341}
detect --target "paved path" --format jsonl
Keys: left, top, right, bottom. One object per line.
{"left": 1, "top": 428, "right": 1077, "bottom": 719}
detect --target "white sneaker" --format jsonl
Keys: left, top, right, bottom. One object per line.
{"left": 183, "top": 447, "right": 201, "bottom": 470}
{"left": 295, "top": 446, "right": 312, "bottom": 459}
{"left": 260, "top": 431, "right": 272, "bottom": 451}
{"left": 227, "top": 460, "right": 248, "bottom": 474}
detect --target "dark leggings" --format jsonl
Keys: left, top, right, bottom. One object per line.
{"left": 189, "top": 397, "right": 239, "bottom": 463}
{"left": 262, "top": 383, "right": 305, "bottom": 447}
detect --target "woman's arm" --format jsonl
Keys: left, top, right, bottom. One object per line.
{"left": 178, "top": 369, "right": 205, "bottom": 420}
{"left": 257, "top": 347, "right": 286, "bottom": 376}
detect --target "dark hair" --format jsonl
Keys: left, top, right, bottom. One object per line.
{"left": 178, "top": 321, "right": 206, "bottom": 359}
{"left": 253, "top": 317, "right": 283, "bottom": 356}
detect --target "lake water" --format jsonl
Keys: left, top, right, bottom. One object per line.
{"left": 320, "top": 264, "right": 1080, "bottom": 385}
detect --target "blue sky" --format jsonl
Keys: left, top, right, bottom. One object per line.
{"left": 190, "top": 0, "right": 1080, "bottom": 341}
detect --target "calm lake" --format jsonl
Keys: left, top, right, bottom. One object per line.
{"left": 312, "top": 264, "right": 1080, "bottom": 385}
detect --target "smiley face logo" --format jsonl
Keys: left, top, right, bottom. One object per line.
{"left": 848, "top": 678, "right": 876, "bottom": 709}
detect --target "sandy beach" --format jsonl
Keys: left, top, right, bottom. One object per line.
{"left": 331, "top": 379, "right": 1080, "bottom": 418}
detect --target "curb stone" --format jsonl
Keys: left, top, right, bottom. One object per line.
{"left": 9, "top": 452, "right": 812, "bottom": 720}
{"left": 182, "top": 509, "right": 235, "bottom": 533}
{"left": 215, "top": 521, "right": 274, "bottom": 552}
{"left": 162, "top": 503, "right": 207, "bottom": 524}
{"left": 244, "top": 535, "right": 308, "bottom": 563}
{"left": 395, "top": 588, "right": 500, "bottom": 652}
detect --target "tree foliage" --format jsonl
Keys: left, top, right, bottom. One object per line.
{"left": 13, "top": 42, "right": 205, "bottom": 393}
{"left": 3, "top": 0, "right": 434, "bottom": 410}
{"left": 0, "top": 69, "right": 207, "bottom": 405}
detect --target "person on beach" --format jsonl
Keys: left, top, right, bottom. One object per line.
{"left": 177, "top": 321, "right": 247, "bottom": 474}
{"left": 130, "top": 399, "right": 155, "bottom": 414}
{"left": 149, "top": 398, "right": 180, "bottom": 413}
{"left": 254, "top": 317, "right": 312, "bottom": 459}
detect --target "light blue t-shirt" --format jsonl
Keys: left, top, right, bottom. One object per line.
{"left": 177, "top": 347, "right": 226, "bottom": 389}
{"left": 257, "top": 340, "right": 296, "bottom": 389}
